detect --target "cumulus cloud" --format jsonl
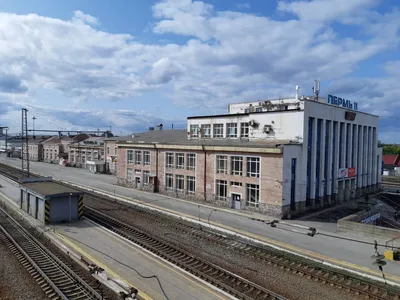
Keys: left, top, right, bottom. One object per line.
{"left": 0, "top": 0, "right": 400, "bottom": 140}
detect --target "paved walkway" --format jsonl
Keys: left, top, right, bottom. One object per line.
{"left": 2, "top": 157, "right": 400, "bottom": 285}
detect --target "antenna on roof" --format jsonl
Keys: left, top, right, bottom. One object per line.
{"left": 312, "top": 79, "right": 320, "bottom": 101}
{"left": 295, "top": 84, "right": 300, "bottom": 101}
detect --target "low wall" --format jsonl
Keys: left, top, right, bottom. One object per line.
{"left": 338, "top": 209, "right": 400, "bottom": 239}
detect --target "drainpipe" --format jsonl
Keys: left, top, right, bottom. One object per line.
{"left": 154, "top": 144, "right": 159, "bottom": 193}
{"left": 202, "top": 145, "right": 207, "bottom": 202}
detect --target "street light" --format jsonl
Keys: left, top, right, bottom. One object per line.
{"left": 208, "top": 209, "right": 217, "bottom": 228}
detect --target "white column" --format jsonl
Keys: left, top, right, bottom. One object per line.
{"left": 310, "top": 119, "right": 317, "bottom": 200}
{"left": 363, "top": 126, "right": 368, "bottom": 187}
{"left": 357, "top": 125, "right": 363, "bottom": 188}
{"left": 326, "top": 121, "right": 333, "bottom": 196}
{"left": 319, "top": 120, "right": 326, "bottom": 200}
{"left": 340, "top": 123, "right": 346, "bottom": 168}
{"left": 333, "top": 122, "right": 340, "bottom": 195}
{"left": 347, "top": 124, "right": 353, "bottom": 168}
{"left": 372, "top": 127, "right": 377, "bottom": 185}
{"left": 368, "top": 126, "right": 373, "bottom": 186}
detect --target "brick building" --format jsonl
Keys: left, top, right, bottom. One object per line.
{"left": 28, "top": 136, "right": 52, "bottom": 161}
{"left": 114, "top": 89, "right": 382, "bottom": 218}
{"left": 42, "top": 134, "right": 91, "bottom": 164}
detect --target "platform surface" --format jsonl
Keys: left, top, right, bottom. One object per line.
{"left": 1, "top": 156, "right": 400, "bottom": 285}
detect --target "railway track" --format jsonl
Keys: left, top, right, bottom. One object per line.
{"left": 0, "top": 207, "right": 104, "bottom": 300}
{"left": 1, "top": 161, "right": 400, "bottom": 299}
{"left": 84, "top": 206, "right": 285, "bottom": 300}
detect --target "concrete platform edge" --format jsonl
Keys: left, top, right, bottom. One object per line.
{"left": 57, "top": 178, "right": 400, "bottom": 288}
{"left": 0, "top": 190, "right": 151, "bottom": 300}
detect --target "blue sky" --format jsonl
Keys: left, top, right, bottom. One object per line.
{"left": 0, "top": 0, "right": 399, "bottom": 141}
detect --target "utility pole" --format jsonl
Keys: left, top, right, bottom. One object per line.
{"left": 21, "top": 108, "right": 30, "bottom": 177}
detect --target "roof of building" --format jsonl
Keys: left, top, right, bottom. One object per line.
{"left": 22, "top": 181, "right": 82, "bottom": 198}
{"left": 383, "top": 154, "right": 400, "bottom": 166}
{"left": 116, "top": 129, "right": 297, "bottom": 148}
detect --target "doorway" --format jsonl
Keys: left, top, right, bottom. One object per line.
{"left": 231, "top": 193, "right": 241, "bottom": 210}
{"left": 135, "top": 177, "right": 141, "bottom": 189}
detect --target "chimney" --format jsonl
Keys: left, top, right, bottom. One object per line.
{"left": 157, "top": 123, "right": 163, "bottom": 130}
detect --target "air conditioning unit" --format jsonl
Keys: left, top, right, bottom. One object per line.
{"left": 263, "top": 124, "right": 274, "bottom": 134}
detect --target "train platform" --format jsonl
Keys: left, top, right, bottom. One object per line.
{"left": 1, "top": 157, "right": 400, "bottom": 287}
{"left": 0, "top": 174, "right": 231, "bottom": 300}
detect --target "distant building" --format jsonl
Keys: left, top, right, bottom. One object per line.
{"left": 112, "top": 89, "right": 382, "bottom": 218}
{"left": 383, "top": 154, "right": 400, "bottom": 176}
{"left": 42, "top": 134, "right": 91, "bottom": 164}
{"left": 69, "top": 136, "right": 106, "bottom": 172}
{"left": 29, "top": 136, "right": 53, "bottom": 161}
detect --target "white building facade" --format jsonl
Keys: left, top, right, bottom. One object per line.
{"left": 187, "top": 95, "right": 381, "bottom": 216}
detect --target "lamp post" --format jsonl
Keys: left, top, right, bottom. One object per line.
{"left": 208, "top": 209, "right": 217, "bottom": 228}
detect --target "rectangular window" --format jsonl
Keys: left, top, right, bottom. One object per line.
{"left": 346, "top": 123, "right": 351, "bottom": 167}
{"left": 187, "top": 176, "right": 196, "bottom": 194}
{"left": 127, "top": 168, "right": 133, "bottom": 182}
{"left": 230, "top": 181, "right": 242, "bottom": 187}
{"left": 240, "top": 122, "right": 249, "bottom": 138}
{"left": 166, "top": 153, "right": 174, "bottom": 168}
{"left": 306, "top": 117, "right": 314, "bottom": 205}
{"left": 201, "top": 124, "right": 211, "bottom": 138}
{"left": 315, "top": 119, "right": 322, "bottom": 201}
{"left": 213, "top": 124, "right": 223, "bottom": 138}
{"left": 176, "top": 153, "right": 185, "bottom": 169}
{"left": 143, "top": 151, "right": 150, "bottom": 165}
{"left": 114, "top": 146, "right": 118, "bottom": 155}
{"left": 231, "top": 156, "right": 243, "bottom": 176}
{"left": 216, "top": 180, "right": 227, "bottom": 200}
{"left": 246, "top": 184, "right": 260, "bottom": 208}
{"left": 216, "top": 155, "right": 227, "bottom": 174}
{"left": 166, "top": 173, "right": 174, "bottom": 190}
{"left": 107, "top": 146, "right": 110, "bottom": 154}
{"left": 339, "top": 122, "right": 344, "bottom": 168}
{"left": 127, "top": 150, "right": 134, "bottom": 163}
{"left": 176, "top": 175, "right": 184, "bottom": 192}
{"left": 190, "top": 124, "right": 199, "bottom": 137}
{"left": 143, "top": 171, "right": 150, "bottom": 185}
{"left": 227, "top": 123, "right": 238, "bottom": 138}
{"left": 246, "top": 157, "right": 260, "bottom": 178}
{"left": 134, "top": 169, "right": 141, "bottom": 174}
{"left": 135, "top": 151, "right": 142, "bottom": 164}
{"left": 187, "top": 153, "right": 196, "bottom": 170}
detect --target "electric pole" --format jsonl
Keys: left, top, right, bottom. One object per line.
{"left": 21, "top": 108, "right": 30, "bottom": 177}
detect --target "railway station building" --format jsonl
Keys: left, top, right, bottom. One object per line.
{"left": 109, "top": 90, "right": 382, "bottom": 218}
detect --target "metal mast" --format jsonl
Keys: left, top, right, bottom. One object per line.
{"left": 21, "top": 108, "right": 30, "bottom": 177}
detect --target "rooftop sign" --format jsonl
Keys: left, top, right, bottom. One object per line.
{"left": 328, "top": 94, "right": 358, "bottom": 111}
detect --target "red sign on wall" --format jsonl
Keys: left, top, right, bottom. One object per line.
{"left": 348, "top": 167, "right": 356, "bottom": 178}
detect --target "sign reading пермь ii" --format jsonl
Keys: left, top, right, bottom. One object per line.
{"left": 328, "top": 94, "right": 358, "bottom": 111}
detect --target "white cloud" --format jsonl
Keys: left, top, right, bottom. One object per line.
{"left": 0, "top": 0, "right": 400, "bottom": 140}
{"left": 236, "top": 3, "right": 250, "bottom": 9}
{"left": 72, "top": 10, "right": 100, "bottom": 25}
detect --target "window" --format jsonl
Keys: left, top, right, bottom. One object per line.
{"left": 176, "top": 175, "right": 184, "bottom": 191}
{"left": 81, "top": 155, "right": 85, "bottom": 163}
{"left": 127, "top": 150, "right": 134, "bottom": 163}
{"left": 127, "top": 168, "right": 133, "bottom": 182}
{"left": 187, "top": 154, "right": 196, "bottom": 170}
{"left": 135, "top": 151, "right": 142, "bottom": 164}
{"left": 134, "top": 169, "right": 141, "bottom": 174}
{"left": 227, "top": 123, "right": 237, "bottom": 138}
{"left": 246, "top": 184, "right": 260, "bottom": 208}
{"left": 246, "top": 157, "right": 260, "bottom": 178}
{"left": 143, "top": 171, "right": 150, "bottom": 185}
{"left": 201, "top": 124, "right": 211, "bottom": 138}
{"left": 216, "top": 155, "right": 227, "bottom": 174}
{"left": 176, "top": 153, "right": 185, "bottom": 169}
{"left": 216, "top": 180, "right": 227, "bottom": 200}
{"left": 187, "top": 176, "right": 195, "bottom": 194}
{"left": 166, "top": 153, "right": 174, "bottom": 168}
{"left": 190, "top": 124, "right": 199, "bottom": 137}
{"left": 114, "top": 146, "right": 118, "bottom": 155}
{"left": 240, "top": 122, "right": 249, "bottom": 138}
{"left": 71, "top": 155, "right": 74, "bottom": 163}
{"left": 143, "top": 151, "right": 150, "bottom": 165}
{"left": 230, "top": 181, "right": 242, "bottom": 187}
{"left": 231, "top": 156, "right": 243, "bottom": 176}
{"left": 107, "top": 146, "right": 110, "bottom": 154}
{"left": 256, "top": 107, "right": 262, "bottom": 112}
{"left": 166, "top": 173, "right": 174, "bottom": 190}
{"left": 213, "top": 124, "right": 223, "bottom": 138}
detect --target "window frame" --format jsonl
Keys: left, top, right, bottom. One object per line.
{"left": 201, "top": 124, "right": 211, "bottom": 138}
{"left": 143, "top": 170, "right": 150, "bottom": 185}
{"left": 246, "top": 157, "right": 260, "bottom": 178}
{"left": 216, "top": 155, "right": 228, "bottom": 174}
{"left": 216, "top": 180, "right": 228, "bottom": 201}
{"left": 187, "top": 153, "right": 196, "bottom": 170}
{"left": 127, "top": 150, "right": 134, "bottom": 164}
{"left": 143, "top": 151, "right": 151, "bottom": 165}
{"left": 175, "top": 174, "right": 185, "bottom": 192}
{"left": 166, "top": 152, "right": 174, "bottom": 168}
{"left": 165, "top": 173, "right": 174, "bottom": 190}
{"left": 190, "top": 124, "right": 199, "bottom": 137}
{"left": 213, "top": 124, "right": 224, "bottom": 138}
{"left": 127, "top": 168, "right": 133, "bottom": 182}
{"left": 135, "top": 150, "right": 142, "bottom": 165}
{"left": 240, "top": 122, "right": 249, "bottom": 138}
{"left": 176, "top": 153, "right": 185, "bottom": 169}
{"left": 246, "top": 183, "right": 260, "bottom": 208}
{"left": 231, "top": 156, "right": 243, "bottom": 176}
{"left": 226, "top": 123, "right": 238, "bottom": 138}
{"left": 187, "top": 176, "right": 196, "bottom": 194}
